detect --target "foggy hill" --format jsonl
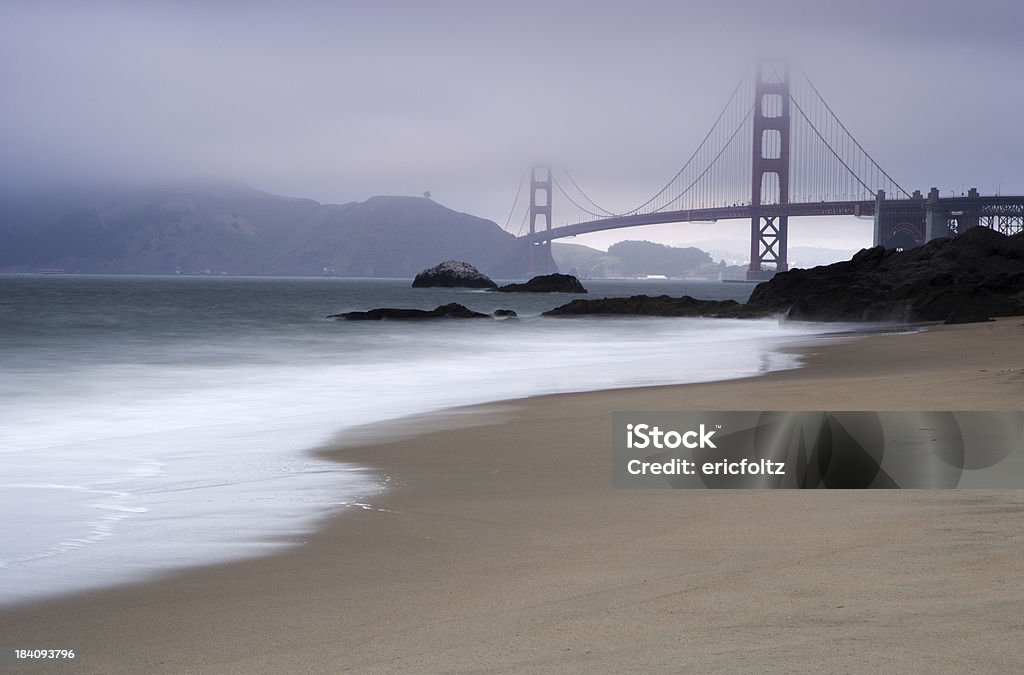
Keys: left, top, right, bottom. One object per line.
{"left": 554, "top": 240, "right": 727, "bottom": 279}
{"left": 608, "top": 241, "right": 713, "bottom": 276}
{"left": 0, "top": 183, "right": 529, "bottom": 277}
{"left": 691, "top": 239, "right": 861, "bottom": 268}
{"left": 552, "top": 242, "right": 623, "bottom": 278}
{"left": 270, "top": 195, "right": 526, "bottom": 277}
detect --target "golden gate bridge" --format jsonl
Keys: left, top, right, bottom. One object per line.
{"left": 506, "top": 61, "right": 1024, "bottom": 279}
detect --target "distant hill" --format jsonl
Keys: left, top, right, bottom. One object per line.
{"left": 692, "top": 240, "right": 863, "bottom": 269}
{"left": 554, "top": 240, "right": 727, "bottom": 279}
{"left": 608, "top": 241, "right": 713, "bottom": 277}
{"left": 0, "top": 182, "right": 529, "bottom": 277}
{"left": 552, "top": 242, "right": 623, "bottom": 278}
{"left": 269, "top": 195, "right": 527, "bottom": 277}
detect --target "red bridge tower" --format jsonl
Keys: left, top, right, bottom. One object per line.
{"left": 748, "top": 60, "right": 791, "bottom": 281}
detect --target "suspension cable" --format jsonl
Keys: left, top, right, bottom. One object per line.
{"left": 551, "top": 175, "right": 619, "bottom": 220}
{"left": 799, "top": 72, "right": 910, "bottom": 198}
{"left": 558, "top": 166, "right": 617, "bottom": 216}
{"left": 621, "top": 65, "right": 754, "bottom": 216}
{"left": 788, "top": 93, "right": 876, "bottom": 199}
{"left": 503, "top": 172, "right": 525, "bottom": 232}
{"left": 515, "top": 205, "right": 529, "bottom": 237}
{"left": 653, "top": 103, "right": 755, "bottom": 213}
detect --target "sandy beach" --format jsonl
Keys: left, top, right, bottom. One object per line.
{"left": 3, "top": 318, "right": 1024, "bottom": 673}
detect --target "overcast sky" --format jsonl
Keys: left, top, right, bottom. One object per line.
{"left": 2, "top": 0, "right": 1021, "bottom": 251}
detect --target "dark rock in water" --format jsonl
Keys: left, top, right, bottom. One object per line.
{"left": 412, "top": 260, "right": 497, "bottom": 288}
{"left": 493, "top": 273, "right": 588, "bottom": 293}
{"left": 329, "top": 303, "right": 490, "bottom": 320}
{"left": 543, "top": 295, "right": 769, "bottom": 318}
{"left": 747, "top": 228, "right": 1024, "bottom": 323}
{"left": 493, "top": 309, "right": 518, "bottom": 318}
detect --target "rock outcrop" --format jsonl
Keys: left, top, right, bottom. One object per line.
{"left": 411, "top": 260, "right": 497, "bottom": 289}
{"left": 493, "top": 273, "right": 587, "bottom": 293}
{"left": 747, "top": 228, "right": 1024, "bottom": 323}
{"left": 543, "top": 295, "right": 766, "bottom": 318}
{"left": 543, "top": 229, "right": 1024, "bottom": 324}
{"left": 329, "top": 303, "right": 491, "bottom": 320}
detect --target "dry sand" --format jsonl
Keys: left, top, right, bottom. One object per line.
{"left": 3, "top": 319, "right": 1024, "bottom": 673}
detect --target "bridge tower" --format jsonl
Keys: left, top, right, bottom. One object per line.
{"left": 528, "top": 164, "right": 557, "bottom": 275}
{"left": 747, "top": 60, "right": 791, "bottom": 281}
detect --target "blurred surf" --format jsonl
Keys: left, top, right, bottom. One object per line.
{"left": 0, "top": 275, "right": 843, "bottom": 604}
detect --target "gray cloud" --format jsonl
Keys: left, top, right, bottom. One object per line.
{"left": 1, "top": 0, "right": 1021, "bottom": 249}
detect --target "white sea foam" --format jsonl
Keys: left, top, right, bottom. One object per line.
{"left": 0, "top": 277, "right": 852, "bottom": 605}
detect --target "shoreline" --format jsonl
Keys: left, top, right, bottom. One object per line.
{"left": 0, "top": 315, "right": 838, "bottom": 609}
{"left": 3, "top": 319, "right": 1024, "bottom": 672}
{"left": 0, "top": 313, "right": 851, "bottom": 614}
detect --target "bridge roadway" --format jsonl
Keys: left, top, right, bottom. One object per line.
{"left": 519, "top": 196, "right": 1024, "bottom": 245}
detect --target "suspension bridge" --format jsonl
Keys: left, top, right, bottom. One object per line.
{"left": 506, "top": 61, "right": 1024, "bottom": 280}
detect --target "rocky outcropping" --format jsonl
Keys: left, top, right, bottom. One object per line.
{"left": 492, "top": 309, "right": 518, "bottom": 318}
{"left": 412, "top": 260, "right": 497, "bottom": 288}
{"left": 493, "top": 273, "right": 588, "bottom": 293}
{"left": 543, "top": 295, "right": 767, "bottom": 318}
{"left": 747, "top": 228, "right": 1024, "bottom": 323}
{"left": 543, "top": 229, "right": 1024, "bottom": 324}
{"left": 329, "top": 303, "right": 490, "bottom": 320}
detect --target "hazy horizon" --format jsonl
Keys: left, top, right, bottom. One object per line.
{"left": 2, "top": 0, "right": 1021, "bottom": 251}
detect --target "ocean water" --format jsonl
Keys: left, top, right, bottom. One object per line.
{"left": 0, "top": 275, "right": 847, "bottom": 605}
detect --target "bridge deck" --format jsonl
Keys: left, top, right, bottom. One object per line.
{"left": 521, "top": 196, "right": 1024, "bottom": 244}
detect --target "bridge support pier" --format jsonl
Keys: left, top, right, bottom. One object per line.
{"left": 958, "top": 187, "right": 982, "bottom": 234}
{"left": 875, "top": 189, "right": 927, "bottom": 249}
{"left": 924, "top": 188, "right": 947, "bottom": 241}
{"left": 528, "top": 164, "right": 557, "bottom": 276}
{"left": 747, "top": 215, "right": 787, "bottom": 281}
{"left": 873, "top": 190, "right": 885, "bottom": 246}
{"left": 924, "top": 186, "right": 981, "bottom": 241}
{"left": 747, "top": 60, "right": 791, "bottom": 281}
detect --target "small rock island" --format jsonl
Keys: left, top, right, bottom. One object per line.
{"left": 412, "top": 260, "right": 497, "bottom": 289}
{"left": 330, "top": 303, "right": 494, "bottom": 320}
{"left": 493, "top": 273, "right": 588, "bottom": 294}
{"left": 544, "top": 295, "right": 760, "bottom": 318}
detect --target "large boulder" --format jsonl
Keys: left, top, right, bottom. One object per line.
{"left": 412, "top": 260, "right": 497, "bottom": 288}
{"left": 747, "top": 228, "right": 1024, "bottom": 323}
{"left": 329, "top": 303, "right": 490, "bottom": 320}
{"left": 493, "top": 273, "right": 588, "bottom": 293}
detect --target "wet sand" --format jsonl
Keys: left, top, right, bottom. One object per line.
{"left": 3, "top": 319, "right": 1024, "bottom": 673}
